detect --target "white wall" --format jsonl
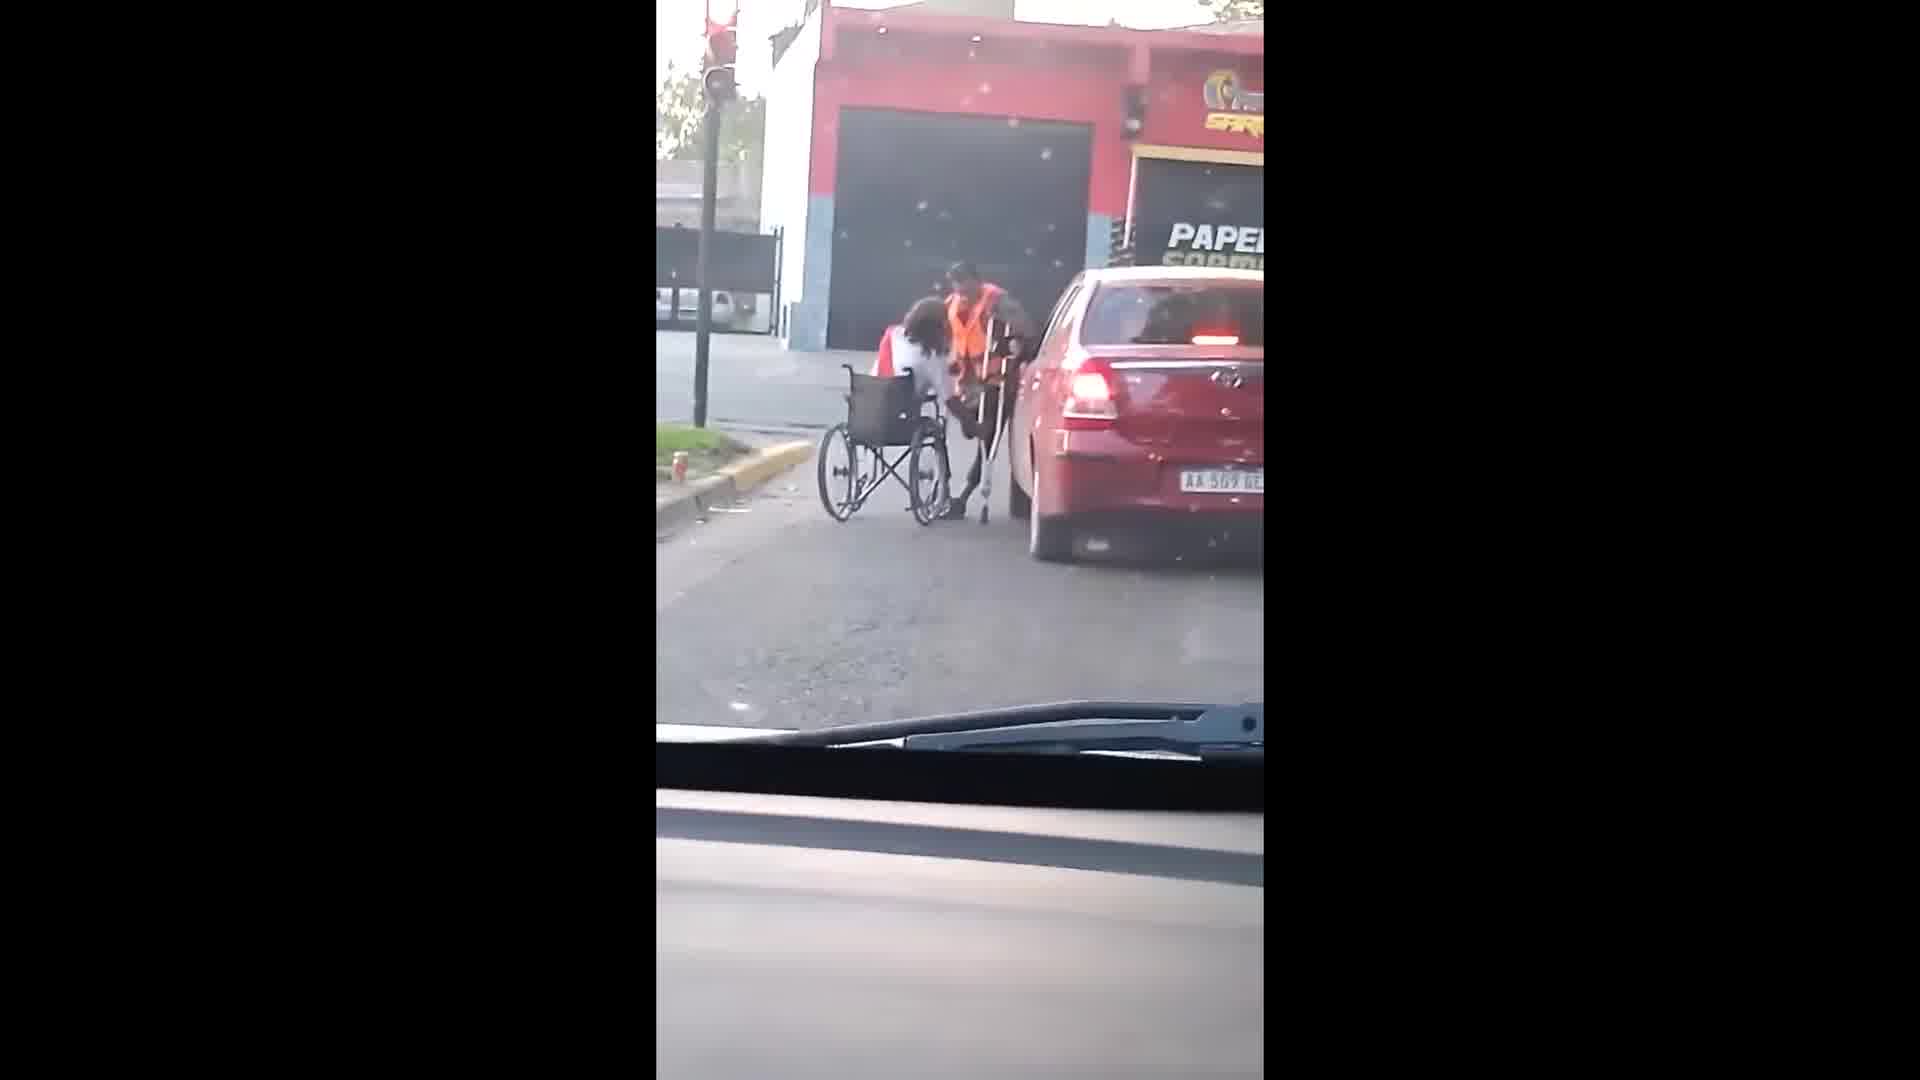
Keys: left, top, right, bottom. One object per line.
{"left": 759, "top": 3, "right": 823, "bottom": 339}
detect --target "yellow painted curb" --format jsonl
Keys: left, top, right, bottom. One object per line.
{"left": 718, "top": 440, "right": 814, "bottom": 493}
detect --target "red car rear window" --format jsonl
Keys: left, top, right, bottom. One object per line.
{"left": 1081, "top": 283, "right": 1264, "bottom": 347}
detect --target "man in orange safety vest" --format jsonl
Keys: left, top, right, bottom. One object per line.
{"left": 941, "top": 261, "right": 1035, "bottom": 519}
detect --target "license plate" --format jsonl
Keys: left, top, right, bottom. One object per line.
{"left": 1179, "top": 469, "right": 1264, "bottom": 494}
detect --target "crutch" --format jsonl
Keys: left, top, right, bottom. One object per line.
{"left": 974, "top": 318, "right": 1013, "bottom": 525}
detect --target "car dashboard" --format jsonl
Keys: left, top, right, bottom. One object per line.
{"left": 657, "top": 787, "right": 1264, "bottom": 1078}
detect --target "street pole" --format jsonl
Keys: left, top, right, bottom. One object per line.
{"left": 692, "top": 100, "right": 722, "bottom": 429}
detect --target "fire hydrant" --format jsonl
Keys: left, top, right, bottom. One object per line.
{"left": 671, "top": 450, "right": 689, "bottom": 485}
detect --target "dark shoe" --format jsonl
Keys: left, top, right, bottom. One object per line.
{"left": 939, "top": 498, "right": 969, "bottom": 520}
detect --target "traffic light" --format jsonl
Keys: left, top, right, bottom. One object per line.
{"left": 703, "top": 4, "right": 738, "bottom": 105}
{"left": 704, "top": 19, "right": 736, "bottom": 66}
{"left": 1122, "top": 85, "right": 1147, "bottom": 140}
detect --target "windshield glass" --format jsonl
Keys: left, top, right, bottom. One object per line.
{"left": 1081, "top": 283, "right": 1265, "bottom": 346}
{"left": 657, "top": 0, "right": 1264, "bottom": 743}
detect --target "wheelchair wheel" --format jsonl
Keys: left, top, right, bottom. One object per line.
{"left": 816, "top": 423, "right": 860, "bottom": 522}
{"left": 909, "top": 422, "right": 949, "bottom": 527}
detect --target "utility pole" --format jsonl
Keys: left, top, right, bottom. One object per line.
{"left": 693, "top": 103, "right": 720, "bottom": 428}
{"left": 693, "top": 2, "right": 738, "bottom": 429}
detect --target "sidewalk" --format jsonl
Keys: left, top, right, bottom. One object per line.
{"left": 654, "top": 330, "right": 861, "bottom": 433}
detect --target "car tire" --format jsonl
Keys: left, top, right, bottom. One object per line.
{"left": 1028, "top": 462, "right": 1072, "bottom": 562}
{"left": 1008, "top": 441, "right": 1033, "bottom": 521}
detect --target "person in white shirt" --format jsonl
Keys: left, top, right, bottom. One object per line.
{"left": 872, "top": 297, "right": 957, "bottom": 511}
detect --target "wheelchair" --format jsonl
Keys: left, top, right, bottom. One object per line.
{"left": 816, "top": 365, "right": 951, "bottom": 525}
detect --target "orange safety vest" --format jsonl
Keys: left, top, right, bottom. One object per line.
{"left": 947, "top": 284, "right": 1006, "bottom": 385}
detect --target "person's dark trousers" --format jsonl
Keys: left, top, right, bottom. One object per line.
{"left": 966, "top": 387, "right": 1003, "bottom": 489}
{"left": 946, "top": 377, "right": 1017, "bottom": 513}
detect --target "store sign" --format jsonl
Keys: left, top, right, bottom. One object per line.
{"left": 1202, "top": 70, "right": 1264, "bottom": 140}
{"left": 1128, "top": 157, "right": 1263, "bottom": 271}
{"left": 1158, "top": 221, "right": 1264, "bottom": 270}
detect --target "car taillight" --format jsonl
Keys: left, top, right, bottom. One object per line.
{"left": 1069, "top": 372, "right": 1109, "bottom": 401}
{"left": 1063, "top": 358, "right": 1118, "bottom": 427}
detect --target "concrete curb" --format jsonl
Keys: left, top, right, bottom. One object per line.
{"left": 655, "top": 439, "right": 814, "bottom": 535}
{"left": 720, "top": 440, "right": 814, "bottom": 491}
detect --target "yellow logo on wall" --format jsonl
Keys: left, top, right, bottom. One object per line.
{"left": 1203, "top": 69, "right": 1264, "bottom": 140}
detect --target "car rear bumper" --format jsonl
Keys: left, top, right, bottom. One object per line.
{"left": 1060, "top": 508, "right": 1264, "bottom": 559}
{"left": 1041, "top": 431, "right": 1263, "bottom": 520}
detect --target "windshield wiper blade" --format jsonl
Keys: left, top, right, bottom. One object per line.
{"left": 745, "top": 700, "right": 1261, "bottom": 755}
{"left": 899, "top": 705, "right": 1263, "bottom": 758}
{"left": 745, "top": 700, "right": 1215, "bottom": 747}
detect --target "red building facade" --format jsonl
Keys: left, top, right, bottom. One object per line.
{"left": 761, "top": 2, "right": 1262, "bottom": 351}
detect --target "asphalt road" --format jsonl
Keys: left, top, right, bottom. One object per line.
{"left": 656, "top": 331, "right": 862, "bottom": 436}
{"left": 656, "top": 439, "right": 1264, "bottom": 731}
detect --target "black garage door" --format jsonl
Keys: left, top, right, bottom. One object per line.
{"left": 827, "top": 108, "right": 1092, "bottom": 351}
{"left": 1129, "top": 159, "right": 1264, "bottom": 271}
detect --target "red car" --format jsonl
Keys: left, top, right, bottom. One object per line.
{"left": 1007, "top": 267, "right": 1263, "bottom": 562}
